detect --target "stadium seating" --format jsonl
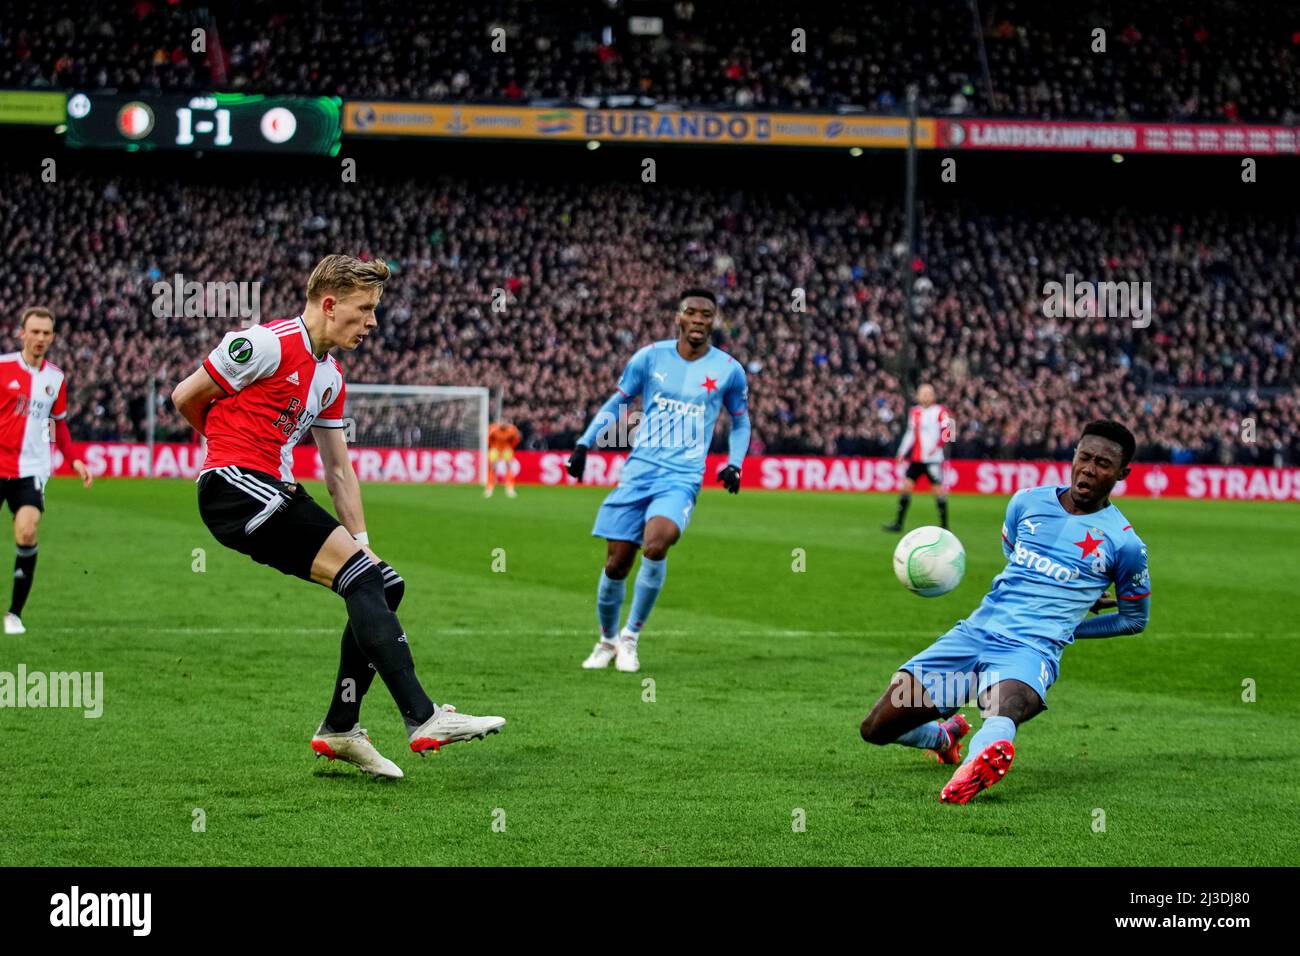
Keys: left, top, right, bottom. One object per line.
{"left": 2, "top": 163, "right": 1293, "bottom": 465}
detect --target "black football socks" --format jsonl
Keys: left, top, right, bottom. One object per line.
{"left": 324, "top": 561, "right": 406, "bottom": 733}
{"left": 332, "top": 553, "right": 434, "bottom": 729}
{"left": 894, "top": 493, "right": 911, "bottom": 527}
{"left": 10, "top": 545, "right": 37, "bottom": 616}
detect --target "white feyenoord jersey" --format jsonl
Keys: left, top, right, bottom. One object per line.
{"left": 897, "top": 403, "right": 954, "bottom": 464}
{"left": 200, "top": 316, "right": 346, "bottom": 481}
{"left": 0, "top": 353, "right": 68, "bottom": 480}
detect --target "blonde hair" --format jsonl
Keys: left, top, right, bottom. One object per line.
{"left": 21, "top": 306, "right": 54, "bottom": 329}
{"left": 306, "top": 255, "right": 391, "bottom": 303}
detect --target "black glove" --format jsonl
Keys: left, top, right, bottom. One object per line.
{"left": 717, "top": 464, "right": 741, "bottom": 494}
{"left": 566, "top": 444, "right": 589, "bottom": 481}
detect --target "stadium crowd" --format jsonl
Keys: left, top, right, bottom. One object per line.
{"left": 2, "top": 163, "right": 1295, "bottom": 466}
{"left": 2, "top": 0, "right": 1299, "bottom": 123}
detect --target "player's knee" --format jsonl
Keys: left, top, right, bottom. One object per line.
{"left": 604, "top": 555, "right": 634, "bottom": 579}
{"left": 859, "top": 714, "right": 892, "bottom": 745}
{"left": 378, "top": 562, "right": 405, "bottom": 610}
{"left": 859, "top": 715, "right": 876, "bottom": 743}
{"left": 332, "top": 552, "right": 383, "bottom": 602}
{"left": 641, "top": 541, "right": 672, "bottom": 561}
{"left": 983, "top": 685, "right": 1040, "bottom": 723}
{"left": 14, "top": 530, "right": 37, "bottom": 548}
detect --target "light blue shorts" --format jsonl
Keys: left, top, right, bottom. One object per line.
{"left": 592, "top": 478, "right": 700, "bottom": 545}
{"left": 899, "top": 621, "right": 1060, "bottom": 714}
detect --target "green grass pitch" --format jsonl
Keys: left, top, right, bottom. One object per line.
{"left": 2, "top": 477, "right": 1297, "bottom": 866}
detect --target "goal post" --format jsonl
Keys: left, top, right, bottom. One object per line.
{"left": 343, "top": 384, "right": 490, "bottom": 485}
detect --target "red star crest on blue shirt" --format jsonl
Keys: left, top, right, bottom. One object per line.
{"left": 1073, "top": 531, "right": 1103, "bottom": 558}
{"left": 701, "top": 376, "right": 718, "bottom": 393}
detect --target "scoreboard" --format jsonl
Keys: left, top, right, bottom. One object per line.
{"left": 65, "top": 93, "right": 341, "bottom": 155}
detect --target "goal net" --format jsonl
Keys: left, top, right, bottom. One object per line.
{"left": 340, "top": 384, "right": 490, "bottom": 485}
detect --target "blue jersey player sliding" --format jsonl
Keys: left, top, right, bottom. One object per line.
{"left": 565, "top": 289, "right": 750, "bottom": 673}
{"left": 859, "top": 421, "right": 1152, "bottom": 804}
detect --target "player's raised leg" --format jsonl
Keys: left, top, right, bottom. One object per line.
{"left": 309, "top": 527, "right": 505, "bottom": 756}
{"left": 584, "top": 538, "right": 637, "bottom": 668}
{"left": 312, "top": 561, "right": 407, "bottom": 778}
{"left": 940, "top": 678, "right": 1043, "bottom": 804}
{"left": 860, "top": 671, "right": 970, "bottom": 764}
{"left": 5, "top": 504, "right": 41, "bottom": 635}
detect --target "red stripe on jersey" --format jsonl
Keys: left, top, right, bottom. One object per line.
{"left": 1118, "top": 592, "right": 1151, "bottom": 600}
{"left": 911, "top": 406, "right": 923, "bottom": 462}
{"left": 203, "top": 358, "right": 236, "bottom": 395}
{"left": 1122, "top": 525, "right": 1132, "bottom": 531}
{"left": 51, "top": 374, "right": 68, "bottom": 419}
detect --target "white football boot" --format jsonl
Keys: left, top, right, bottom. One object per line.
{"left": 310, "top": 724, "right": 404, "bottom": 779}
{"left": 614, "top": 628, "right": 641, "bottom": 673}
{"left": 581, "top": 639, "right": 619, "bottom": 669}
{"left": 408, "top": 705, "right": 506, "bottom": 756}
{"left": 4, "top": 613, "right": 25, "bottom": 635}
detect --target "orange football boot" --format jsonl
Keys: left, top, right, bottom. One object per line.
{"left": 930, "top": 713, "right": 971, "bottom": 765}
{"left": 940, "top": 740, "right": 1015, "bottom": 804}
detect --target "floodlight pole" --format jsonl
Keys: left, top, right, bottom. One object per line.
{"left": 901, "top": 84, "right": 919, "bottom": 395}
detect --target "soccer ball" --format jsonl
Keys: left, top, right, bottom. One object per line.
{"left": 893, "top": 526, "right": 966, "bottom": 597}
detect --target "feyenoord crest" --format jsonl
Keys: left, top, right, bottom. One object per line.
{"left": 45, "top": 384, "right": 55, "bottom": 396}
{"left": 321, "top": 387, "right": 333, "bottom": 409}
{"left": 228, "top": 337, "right": 253, "bottom": 363}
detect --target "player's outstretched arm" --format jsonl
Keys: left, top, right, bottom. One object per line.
{"left": 568, "top": 390, "right": 632, "bottom": 480}
{"left": 1074, "top": 594, "right": 1149, "bottom": 638}
{"left": 315, "top": 425, "right": 369, "bottom": 545}
{"left": 171, "top": 368, "right": 227, "bottom": 437}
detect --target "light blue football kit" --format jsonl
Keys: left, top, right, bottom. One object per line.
{"left": 902, "top": 484, "right": 1152, "bottom": 714}
{"left": 578, "top": 339, "right": 750, "bottom": 640}
{"left": 580, "top": 339, "right": 750, "bottom": 544}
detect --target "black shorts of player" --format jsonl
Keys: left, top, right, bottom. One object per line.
{"left": 0, "top": 476, "right": 45, "bottom": 514}
{"left": 904, "top": 461, "right": 944, "bottom": 486}
{"left": 197, "top": 466, "right": 340, "bottom": 580}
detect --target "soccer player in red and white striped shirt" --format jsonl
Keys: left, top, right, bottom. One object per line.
{"left": 171, "top": 255, "right": 505, "bottom": 779}
{"left": 0, "top": 307, "right": 93, "bottom": 635}
{"left": 883, "top": 383, "right": 954, "bottom": 532}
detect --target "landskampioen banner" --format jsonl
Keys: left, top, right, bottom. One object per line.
{"left": 50, "top": 444, "right": 1300, "bottom": 501}
{"left": 938, "top": 118, "right": 1300, "bottom": 155}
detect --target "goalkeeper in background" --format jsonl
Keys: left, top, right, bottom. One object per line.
{"left": 485, "top": 420, "right": 521, "bottom": 497}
